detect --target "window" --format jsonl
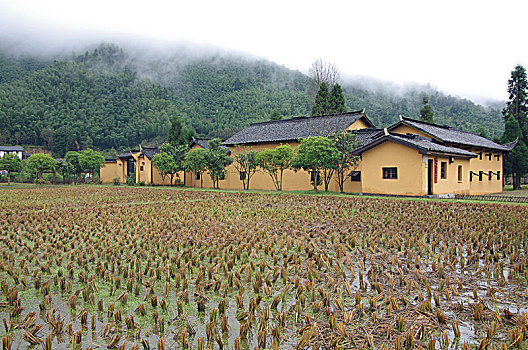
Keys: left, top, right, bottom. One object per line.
{"left": 382, "top": 167, "right": 398, "bottom": 179}
{"left": 478, "top": 152, "right": 482, "bottom": 160}
{"left": 195, "top": 172, "right": 201, "bottom": 180}
{"left": 458, "top": 166, "right": 462, "bottom": 182}
{"left": 487, "top": 153, "right": 492, "bottom": 160}
{"left": 440, "top": 162, "right": 447, "bottom": 179}
{"left": 479, "top": 171, "right": 483, "bottom": 181}
{"left": 239, "top": 171, "right": 246, "bottom": 180}
{"left": 140, "top": 166, "right": 144, "bottom": 171}
{"left": 488, "top": 171, "right": 493, "bottom": 181}
{"left": 497, "top": 171, "right": 501, "bottom": 181}
{"left": 350, "top": 171, "right": 361, "bottom": 182}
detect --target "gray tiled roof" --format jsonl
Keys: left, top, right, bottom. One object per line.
{"left": 117, "top": 151, "right": 133, "bottom": 159}
{"left": 224, "top": 111, "right": 373, "bottom": 145}
{"left": 392, "top": 118, "right": 515, "bottom": 151}
{"left": 0, "top": 145, "right": 23, "bottom": 152}
{"left": 353, "top": 132, "right": 477, "bottom": 158}
{"left": 350, "top": 128, "right": 383, "bottom": 147}
{"left": 192, "top": 139, "right": 210, "bottom": 149}
{"left": 141, "top": 148, "right": 160, "bottom": 160}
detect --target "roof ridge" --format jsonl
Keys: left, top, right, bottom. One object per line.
{"left": 402, "top": 117, "right": 452, "bottom": 129}
{"left": 247, "top": 110, "right": 365, "bottom": 127}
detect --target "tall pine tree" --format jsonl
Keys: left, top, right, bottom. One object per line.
{"left": 311, "top": 82, "right": 330, "bottom": 116}
{"left": 502, "top": 65, "right": 528, "bottom": 189}
{"left": 420, "top": 95, "right": 434, "bottom": 123}
{"left": 311, "top": 82, "right": 347, "bottom": 116}
{"left": 329, "top": 84, "right": 347, "bottom": 114}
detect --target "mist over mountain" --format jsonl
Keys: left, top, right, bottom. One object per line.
{"left": 0, "top": 40, "right": 506, "bottom": 155}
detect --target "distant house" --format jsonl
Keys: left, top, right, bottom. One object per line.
{"left": 0, "top": 146, "right": 24, "bottom": 160}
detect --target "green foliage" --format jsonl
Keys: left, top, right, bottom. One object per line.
{"left": 151, "top": 152, "right": 176, "bottom": 185}
{"left": 293, "top": 136, "right": 340, "bottom": 191}
{"left": 155, "top": 143, "right": 188, "bottom": 185}
{"left": 311, "top": 82, "right": 330, "bottom": 116}
{"left": 126, "top": 175, "right": 136, "bottom": 186}
{"left": 65, "top": 151, "right": 83, "bottom": 181}
{"left": 502, "top": 65, "right": 528, "bottom": 190}
{"left": 420, "top": 95, "right": 435, "bottom": 123}
{"left": 0, "top": 60, "right": 189, "bottom": 150}
{"left": 270, "top": 110, "right": 282, "bottom": 121}
{"left": 0, "top": 43, "right": 506, "bottom": 151}
{"left": 232, "top": 149, "right": 259, "bottom": 190}
{"left": 204, "top": 138, "right": 232, "bottom": 189}
{"left": 0, "top": 153, "right": 22, "bottom": 184}
{"left": 329, "top": 84, "right": 347, "bottom": 114}
{"left": 184, "top": 147, "right": 208, "bottom": 187}
{"left": 332, "top": 132, "right": 360, "bottom": 193}
{"left": 55, "top": 160, "right": 76, "bottom": 184}
{"left": 255, "top": 145, "right": 294, "bottom": 191}
{"left": 79, "top": 149, "right": 105, "bottom": 174}
{"left": 311, "top": 83, "right": 347, "bottom": 116}
{"left": 52, "top": 125, "right": 75, "bottom": 157}
{"left": 167, "top": 115, "right": 193, "bottom": 146}
{"left": 26, "top": 153, "right": 56, "bottom": 181}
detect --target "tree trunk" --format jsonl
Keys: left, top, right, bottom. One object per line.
{"left": 7, "top": 171, "right": 10, "bottom": 185}
{"left": 514, "top": 172, "right": 522, "bottom": 190}
{"left": 279, "top": 170, "right": 283, "bottom": 191}
{"left": 313, "top": 170, "right": 318, "bottom": 192}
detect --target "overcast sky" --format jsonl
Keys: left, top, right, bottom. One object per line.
{"left": 1, "top": 0, "right": 527, "bottom": 103}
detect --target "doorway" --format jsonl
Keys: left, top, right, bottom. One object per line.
{"left": 428, "top": 159, "right": 433, "bottom": 195}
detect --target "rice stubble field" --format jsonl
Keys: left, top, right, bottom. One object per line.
{"left": 0, "top": 186, "right": 527, "bottom": 349}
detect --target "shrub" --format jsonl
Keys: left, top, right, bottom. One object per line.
{"left": 113, "top": 177, "right": 121, "bottom": 186}
{"left": 126, "top": 176, "right": 136, "bottom": 186}
{"left": 138, "top": 181, "right": 145, "bottom": 186}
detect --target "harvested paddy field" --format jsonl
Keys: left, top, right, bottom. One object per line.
{"left": 0, "top": 187, "right": 527, "bottom": 349}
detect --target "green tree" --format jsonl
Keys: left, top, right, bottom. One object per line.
{"left": 332, "top": 132, "right": 360, "bottom": 193}
{"left": 56, "top": 160, "right": 76, "bottom": 184}
{"left": 167, "top": 115, "right": 192, "bottom": 146}
{"left": 26, "top": 153, "right": 56, "bottom": 182}
{"left": 270, "top": 110, "right": 282, "bottom": 121}
{"left": 311, "top": 82, "right": 330, "bottom": 116}
{"left": 151, "top": 152, "right": 176, "bottom": 185}
{"left": 204, "top": 138, "right": 232, "bottom": 189}
{"left": 65, "top": 151, "right": 83, "bottom": 183}
{"left": 184, "top": 148, "right": 208, "bottom": 187}
{"left": 502, "top": 65, "right": 528, "bottom": 190}
{"left": 0, "top": 153, "right": 22, "bottom": 185}
{"left": 232, "top": 149, "right": 259, "bottom": 190}
{"left": 293, "top": 136, "right": 340, "bottom": 192}
{"left": 158, "top": 143, "right": 188, "bottom": 185}
{"left": 256, "top": 145, "right": 294, "bottom": 191}
{"left": 52, "top": 126, "right": 74, "bottom": 157}
{"left": 420, "top": 95, "right": 434, "bottom": 123}
{"left": 329, "top": 84, "right": 347, "bottom": 114}
{"left": 79, "top": 149, "right": 105, "bottom": 181}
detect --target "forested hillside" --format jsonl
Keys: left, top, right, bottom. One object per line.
{"left": 0, "top": 42, "right": 506, "bottom": 155}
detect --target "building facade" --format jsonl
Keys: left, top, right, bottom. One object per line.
{"left": 100, "top": 112, "right": 516, "bottom": 196}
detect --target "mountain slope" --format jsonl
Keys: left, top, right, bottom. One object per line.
{"left": 0, "top": 42, "right": 506, "bottom": 155}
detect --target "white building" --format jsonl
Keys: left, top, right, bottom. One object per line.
{"left": 0, "top": 146, "right": 24, "bottom": 160}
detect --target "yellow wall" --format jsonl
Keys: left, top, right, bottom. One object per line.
{"left": 391, "top": 124, "right": 504, "bottom": 195}
{"left": 224, "top": 142, "right": 315, "bottom": 191}
{"left": 467, "top": 149, "right": 503, "bottom": 194}
{"left": 360, "top": 141, "right": 426, "bottom": 196}
{"left": 100, "top": 162, "right": 119, "bottom": 183}
{"left": 427, "top": 156, "right": 470, "bottom": 195}
{"left": 346, "top": 118, "right": 370, "bottom": 131}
